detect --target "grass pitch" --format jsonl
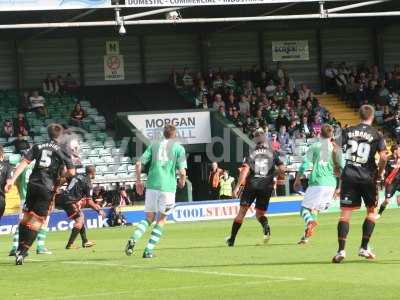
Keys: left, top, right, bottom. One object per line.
{"left": 1, "top": 210, "right": 400, "bottom": 300}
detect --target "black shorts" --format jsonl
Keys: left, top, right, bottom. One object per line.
{"left": 240, "top": 182, "right": 273, "bottom": 212}
{"left": 340, "top": 178, "right": 378, "bottom": 209}
{"left": 0, "top": 196, "right": 5, "bottom": 219}
{"left": 55, "top": 195, "right": 82, "bottom": 219}
{"left": 25, "top": 184, "right": 54, "bottom": 217}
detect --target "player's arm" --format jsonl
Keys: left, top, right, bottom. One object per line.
{"left": 233, "top": 163, "right": 250, "bottom": 198}
{"left": 377, "top": 136, "right": 388, "bottom": 180}
{"left": 135, "top": 144, "right": 152, "bottom": 196}
{"left": 177, "top": 145, "right": 188, "bottom": 189}
{"left": 5, "top": 145, "right": 37, "bottom": 192}
{"left": 85, "top": 197, "right": 105, "bottom": 218}
{"left": 294, "top": 146, "right": 313, "bottom": 191}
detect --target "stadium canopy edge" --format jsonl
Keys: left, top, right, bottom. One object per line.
{"left": 0, "top": 0, "right": 357, "bottom": 12}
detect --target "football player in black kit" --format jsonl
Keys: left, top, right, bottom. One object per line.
{"left": 377, "top": 144, "right": 400, "bottom": 218}
{"left": 55, "top": 165, "right": 104, "bottom": 249}
{"left": 0, "top": 146, "right": 13, "bottom": 222}
{"left": 5, "top": 124, "right": 76, "bottom": 265}
{"left": 226, "top": 129, "right": 285, "bottom": 246}
{"left": 332, "top": 105, "right": 387, "bottom": 263}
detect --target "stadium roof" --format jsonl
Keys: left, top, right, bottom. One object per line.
{"left": 0, "top": 0, "right": 399, "bottom": 35}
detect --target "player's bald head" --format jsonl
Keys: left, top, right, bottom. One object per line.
{"left": 48, "top": 123, "right": 64, "bottom": 141}
{"left": 0, "top": 145, "right": 3, "bottom": 160}
{"left": 86, "top": 165, "right": 96, "bottom": 176}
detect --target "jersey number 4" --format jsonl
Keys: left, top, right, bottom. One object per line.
{"left": 39, "top": 149, "right": 52, "bottom": 168}
{"left": 346, "top": 140, "right": 371, "bottom": 164}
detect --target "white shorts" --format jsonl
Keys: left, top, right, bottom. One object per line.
{"left": 145, "top": 189, "right": 176, "bottom": 215}
{"left": 301, "top": 186, "right": 336, "bottom": 211}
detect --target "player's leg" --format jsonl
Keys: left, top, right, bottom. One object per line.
{"left": 66, "top": 213, "right": 84, "bottom": 249}
{"left": 226, "top": 205, "right": 249, "bottom": 247}
{"left": 36, "top": 216, "right": 52, "bottom": 254}
{"left": 358, "top": 184, "right": 379, "bottom": 259}
{"left": 142, "top": 191, "right": 175, "bottom": 258}
{"left": 378, "top": 181, "right": 397, "bottom": 217}
{"left": 332, "top": 180, "right": 360, "bottom": 263}
{"left": 254, "top": 186, "right": 273, "bottom": 243}
{"left": 298, "top": 187, "right": 319, "bottom": 244}
{"left": 15, "top": 185, "right": 51, "bottom": 265}
{"left": 10, "top": 178, "right": 28, "bottom": 256}
{"left": 332, "top": 208, "right": 353, "bottom": 263}
{"left": 125, "top": 189, "right": 157, "bottom": 256}
{"left": 226, "top": 186, "right": 255, "bottom": 247}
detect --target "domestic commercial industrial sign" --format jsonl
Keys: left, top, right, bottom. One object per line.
{"left": 272, "top": 40, "right": 310, "bottom": 61}
{"left": 128, "top": 111, "right": 212, "bottom": 144}
{"left": 0, "top": 0, "right": 347, "bottom": 11}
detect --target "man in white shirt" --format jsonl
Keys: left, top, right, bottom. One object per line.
{"left": 29, "top": 91, "right": 47, "bottom": 117}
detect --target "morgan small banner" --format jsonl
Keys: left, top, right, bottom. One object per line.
{"left": 104, "top": 54, "right": 125, "bottom": 81}
{"left": 272, "top": 40, "right": 309, "bottom": 62}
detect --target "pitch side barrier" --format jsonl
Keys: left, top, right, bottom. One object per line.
{"left": 1, "top": 193, "right": 397, "bottom": 235}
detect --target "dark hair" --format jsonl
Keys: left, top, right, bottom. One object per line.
{"left": 164, "top": 125, "right": 176, "bottom": 139}
{"left": 47, "top": 123, "right": 64, "bottom": 140}
{"left": 359, "top": 105, "right": 375, "bottom": 121}
{"left": 85, "top": 165, "right": 96, "bottom": 175}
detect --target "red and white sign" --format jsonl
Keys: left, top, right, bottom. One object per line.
{"left": 104, "top": 54, "right": 125, "bottom": 81}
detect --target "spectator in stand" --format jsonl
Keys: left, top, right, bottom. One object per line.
{"left": 208, "top": 162, "right": 222, "bottom": 200}
{"left": 57, "top": 75, "right": 65, "bottom": 94}
{"left": 13, "top": 111, "right": 30, "bottom": 137}
{"left": 231, "top": 109, "right": 244, "bottom": 129}
{"left": 213, "top": 94, "right": 225, "bottom": 110}
{"left": 298, "top": 115, "right": 312, "bottom": 138}
{"left": 298, "top": 84, "right": 311, "bottom": 100}
{"left": 238, "top": 95, "right": 250, "bottom": 116}
{"left": 169, "top": 68, "right": 178, "bottom": 86}
{"left": 311, "top": 115, "right": 323, "bottom": 137}
{"left": 42, "top": 74, "right": 59, "bottom": 95}
{"left": 225, "top": 74, "right": 238, "bottom": 93}
{"left": 198, "top": 95, "right": 209, "bottom": 109}
{"left": 117, "top": 186, "right": 132, "bottom": 206}
{"left": 270, "top": 133, "right": 281, "bottom": 151}
{"left": 182, "top": 67, "right": 194, "bottom": 87}
{"left": 2, "top": 120, "right": 14, "bottom": 138}
{"left": 265, "top": 80, "right": 276, "bottom": 97}
{"left": 218, "top": 170, "right": 235, "bottom": 199}
{"left": 276, "top": 110, "right": 290, "bottom": 131}
{"left": 212, "top": 73, "right": 224, "bottom": 91}
{"left": 218, "top": 106, "right": 227, "bottom": 118}
{"left": 29, "top": 90, "right": 47, "bottom": 117}
{"left": 4, "top": 133, "right": 30, "bottom": 154}
{"left": 64, "top": 73, "right": 80, "bottom": 93}
{"left": 226, "top": 94, "right": 239, "bottom": 112}
{"left": 70, "top": 103, "right": 87, "bottom": 127}
{"left": 325, "top": 62, "right": 338, "bottom": 93}
{"left": 277, "top": 125, "right": 290, "bottom": 149}
{"left": 19, "top": 91, "right": 31, "bottom": 113}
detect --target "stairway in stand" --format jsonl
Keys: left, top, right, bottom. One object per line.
{"left": 318, "top": 94, "right": 359, "bottom": 126}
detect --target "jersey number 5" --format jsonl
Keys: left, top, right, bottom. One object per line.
{"left": 39, "top": 149, "right": 52, "bottom": 168}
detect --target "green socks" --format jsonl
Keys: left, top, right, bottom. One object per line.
{"left": 300, "top": 207, "right": 315, "bottom": 228}
{"left": 36, "top": 227, "right": 49, "bottom": 251}
{"left": 131, "top": 219, "right": 151, "bottom": 241}
{"left": 144, "top": 224, "right": 164, "bottom": 254}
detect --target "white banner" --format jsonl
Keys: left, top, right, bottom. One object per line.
{"left": 104, "top": 54, "right": 125, "bottom": 81}
{"left": 0, "top": 0, "right": 110, "bottom": 11}
{"left": 128, "top": 111, "right": 212, "bottom": 144}
{"left": 272, "top": 40, "right": 309, "bottom": 62}
{"left": 0, "top": 0, "right": 348, "bottom": 11}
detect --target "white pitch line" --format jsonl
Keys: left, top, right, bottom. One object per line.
{"left": 40, "top": 281, "right": 268, "bottom": 300}
{"left": 62, "top": 261, "right": 305, "bottom": 282}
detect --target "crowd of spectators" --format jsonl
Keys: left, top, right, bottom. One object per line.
{"left": 325, "top": 62, "right": 400, "bottom": 141}
{"left": 172, "top": 64, "right": 340, "bottom": 153}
